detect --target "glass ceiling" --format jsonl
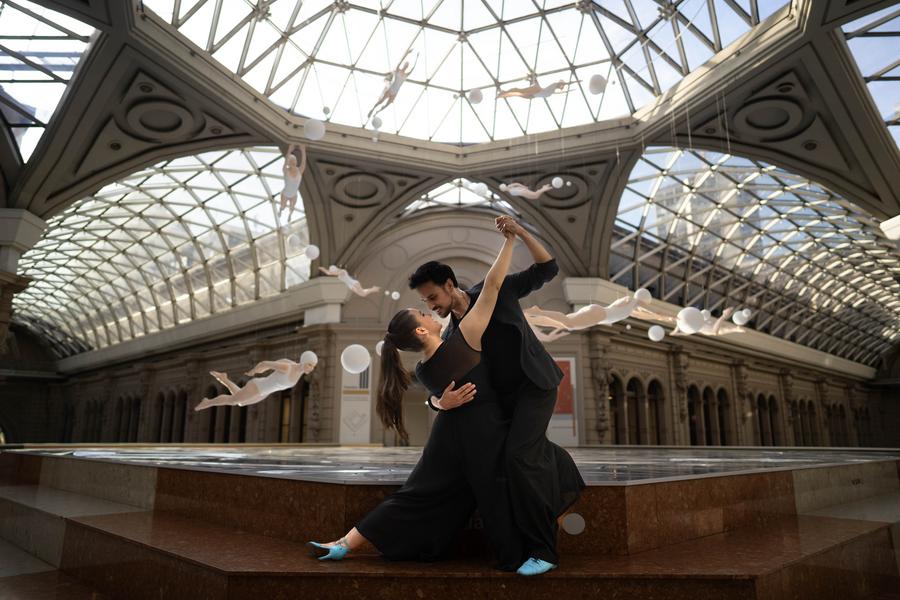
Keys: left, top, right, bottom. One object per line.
{"left": 13, "top": 146, "right": 312, "bottom": 358}
{"left": 0, "top": 0, "right": 94, "bottom": 161}
{"left": 401, "top": 177, "right": 518, "bottom": 218}
{"left": 142, "top": 0, "right": 787, "bottom": 145}
{"left": 842, "top": 6, "right": 900, "bottom": 149}
{"left": 611, "top": 146, "right": 900, "bottom": 366}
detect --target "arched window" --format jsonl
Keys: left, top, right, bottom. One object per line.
{"left": 808, "top": 403, "right": 819, "bottom": 445}
{"left": 756, "top": 394, "right": 770, "bottom": 445}
{"left": 687, "top": 385, "right": 701, "bottom": 445}
{"left": 791, "top": 401, "right": 802, "bottom": 446}
{"left": 768, "top": 395, "right": 780, "bottom": 446}
{"left": 799, "top": 400, "right": 810, "bottom": 446}
{"left": 205, "top": 385, "right": 221, "bottom": 443}
{"left": 716, "top": 389, "right": 731, "bottom": 446}
{"left": 647, "top": 380, "right": 665, "bottom": 445}
{"left": 838, "top": 405, "right": 849, "bottom": 447}
{"left": 626, "top": 378, "right": 644, "bottom": 445}
{"left": 173, "top": 390, "right": 188, "bottom": 443}
{"left": 609, "top": 376, "right": 625, "bottom": 445}
{"left": 702, "top": 387, "right": 716, "bottom": 446}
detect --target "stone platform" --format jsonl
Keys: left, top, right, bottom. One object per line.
{"left": 0, "top": 444, "right": 898, "bottom": 599}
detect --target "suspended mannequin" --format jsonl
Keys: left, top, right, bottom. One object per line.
{"left": 500, "top": 182, "right": 553, "bottom": 200}
{"left": 529, "top": 323, "right": 570, "bottom": 343}
{"left": 670, "top": 307, "right": 746, "bottom": 336}
{"left": 497, "top": 79, "right": 573, "bottom": 99}
{"left": 368, "top": 49, "right": 418, "bottom": 120}
{"left": 319, "top": 265, "right": 381, "bottom": 297}
{"left": 195, "top": 353, "right": 318, "bottom": 411}
{"left": 280, "top": 144, "right": 307, "bottom": 217}
{"left": 523, "top": 289, "right": 654, "bottom": 331}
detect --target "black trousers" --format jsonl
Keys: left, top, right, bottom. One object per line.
{"left": 501, "top": 379, "right": 585, "bottom": 564}
{"left": 356, "top": 399, "right": 526, "bottom": 571}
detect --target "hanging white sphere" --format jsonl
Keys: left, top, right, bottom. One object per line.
{"left": 741, "top": 308, "right": 752, "bottom": 319}
{"left": 634, "top": 288, "right": 651, "bottom": 303}
{"left": 323, "top": 106, "right": 331, "bottom": 115}
{"left": 384, "top": 290, "right": 391, "bottom": 296}
{"left": 287, "top": 234, "right": 301, "bottom": 250}
{"left": 589, "top": 74, "right": 607, "bottom": 95}
{"left": 625, "top": 324, "right": 632, "bottom": 330}
{"left": 677, "top": 307, "right": 705, "bottom": 334}
{"left": 375, "top": 340, "right": 384, "bottom": 356}
{"left": 371, "top": 115, "right": 383, "bottom": 129}
{"left": 474, "top": 182, "right": 489, "bottom": 197}
{"left": 300, "top": 350, "right": 318, "bottom": 366}
{"left": 561, "top": 512, "right": 586, "bottom": 535}
{"left": 648, "top": 325, "right": 665, "bottom": 342}
{"left": 340, "top": 344, "right": 371, "bottom": 374}
{"left": 551, "top": 176, "right": 564, "bottom": 189}
{"left": 391, "top": 291, "right": 400, "bottom": 300}
{"left": 304, "top": 244, "right": 320, "bottom": 260}
{"left": 499, "top": 183, "right": 508, "bottom": 192}
{"left": 468, "top": 88, "right": 483, "bottom": 104}
{"left": 304, "top": 118, "right": 326, "bottom": 140}
{"left": 732, "top": 311, "right": 750, "bottom": 326}
{"left": 566, "top": 180, "right": 573, "bottom": 186}
{"left": 701, "top": 309, "right": 712, "bottom": 320}
{"left": 371, "top": 136, "right": 379, "bottom": 142}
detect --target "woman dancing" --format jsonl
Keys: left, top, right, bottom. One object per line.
{"left": 307, "top": 227, "right": 541, "bottom": 573}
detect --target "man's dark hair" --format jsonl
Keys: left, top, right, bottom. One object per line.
{"left": 408, "top": 261, "right": 459, "bottom": 290}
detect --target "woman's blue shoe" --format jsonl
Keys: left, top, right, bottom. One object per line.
{"left": 516, "top": 557, "right": 557, "bottom": 576}
{"left": 306, "top": 541, "right": 349, "bottom": 561}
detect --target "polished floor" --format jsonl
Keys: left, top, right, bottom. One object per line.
{"left": 8, "top": 445, "right": 900, "bottom": 485}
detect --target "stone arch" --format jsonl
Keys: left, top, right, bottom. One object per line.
{"left": 768, "top": 394, "right": 781, "bottom": 446}
{"left": 756, "top": 393, "right": 771, "bottom": 446}
{"left": 687, "top": 385, "right": 702, "bottom": 445}
{"left": 702, "top": 386, "right": 717, "bottom": 446}
{"left": 647, "top": 379, "right": 665, "bottom": 445}
{"left": 625, "top": 377, "right": 644, "bottom": 445}
{"left": 716, "top": 388, "right": 731, "bottom": 446}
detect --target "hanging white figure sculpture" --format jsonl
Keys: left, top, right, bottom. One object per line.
{"left": 499, "top": 182, "right": 553, "bottom": 200}
{"left": 318, "top": 265, "right": 381, "bottom": 297}
{"left": 523, "top": 288, "right": 657, "bottom": 331}
{"left": 368, "top": 49, "right": 418, "bottom": 120}
{"left": 280, "top": 144, "right": 307, "bottom": 216}
{"left": 195, "top": 352, "right": 318, "bottom": 411}
{"left": 497, "top": 79, "right": 573, "bottom": 99}
{"left": 670, "top": 307, "right": 746, "bottom": 337}
{"left": 529, "top": 323, "right": 570, "bottom": 343}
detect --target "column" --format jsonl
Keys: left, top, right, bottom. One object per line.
{"left": 0, "top": 209, "right": 47, "bottom": 353}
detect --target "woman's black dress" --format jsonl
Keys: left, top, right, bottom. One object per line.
{"left": 356, "top": 328, "right": 526, "bottom": 571}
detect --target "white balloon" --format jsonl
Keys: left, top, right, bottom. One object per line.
{"left": 304, "top": 244, "right": 320, "bottom": 260}
{"left": 300, "top": 350, "right": 318, "bottom": 366}
{"left": 551, "top": 176, "right": 564, "bottom": 189}
{"left": 677, "top": 307, "right": 705, "bottom": 334}
{"left": 375, "top": 340, "right": 384, "bottom": 356}
{"left": 287, "top": 234, "right": 301, "bottom": 250}
{"left": 384, "top": 290, "right": 391, "bottom": 296}
{"left": 741, "top": 308, "right": 752, "bottom": 318}
{"left": 371, "top": 136, "right": 379, "bottom": 143}
{"left": 634, "top": 288, "right": 651, "bottom": 303}
{"left": 648, "top": 325, "right": 665, "bottom": 342}
{"left": 391, "top": 291, "right": 400, "bottom": 300}
{"left": 476, "top": 182, "right": 490, "bottom": 197}
{"left": 732, "top": 311, "right": 749, "bottom": 326}
{"left": 341, "top": 344, "right": 371, "bottom": 374}
{"left": 499, "top": 183, "right": 508, "bottom": 192}
{"left": 625, "top": 324, "right": 632, "bottom": 330}
{"left": 304, "top": 118, "right": 326, "bottom": 140}
{"left": 589, "top": 74, "right": 607, "bottom": 95}
{"left": 468, "top": 88, "right": 483, "bottom": 104}
{"left": 561, "top": 512, "right": 586, "bottom": 535}
{"left": 701, "top": 309, "right": 712, "bottom": 320}
{"left": 371, "top": 116, "right": 383, "bottom": 129}
{"left": 323, "top": 106, "right": 331, "bottom": 115}
{"left": 566, "top": 180, "right": 573, "bottom": 186}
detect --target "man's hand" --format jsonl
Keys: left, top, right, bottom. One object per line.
{"left": 434, "top": 380, "right": 476, "bottom": 410}
{"left": 495, "top": 215, "right": 524, "bottom": 237}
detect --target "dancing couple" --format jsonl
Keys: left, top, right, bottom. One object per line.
{"left": 308, "top": 216, "right": 584, "bottom": 576}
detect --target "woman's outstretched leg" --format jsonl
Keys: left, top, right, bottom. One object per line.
{"left": 195, "top": 382, "right": 261, "bottom": 411}
{"left": 209, "top": 371, "right": 241, "bottom": 395}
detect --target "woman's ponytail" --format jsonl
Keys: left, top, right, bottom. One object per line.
{"left": 376, "top": 309, "right": 425, "bottom": 445}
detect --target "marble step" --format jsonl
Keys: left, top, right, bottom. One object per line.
{"left": 59, "top": 511, "right": 898, "bottom": 600}
{"left": 0, "top": 485, "right": 143, "bottom": 567}
{"left": 0, "top": 537, "right": 109, "bottom": 600}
